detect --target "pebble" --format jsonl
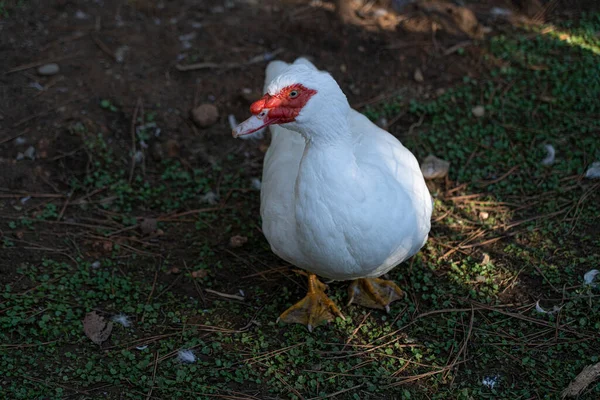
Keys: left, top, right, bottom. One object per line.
{"left": 472, "top": 105, "right": 485, "bottom": 117}
{"left": 229, "top": 235, "right": 248, "bottom": 248}
{"left": 191, "top": 104, "right": 219, "bottom": 128}
{"left": 37, "top": 63, "right": 60, "bottom": 76}
{"left": 413, "top": 68, "right": 424, "bottom": 83}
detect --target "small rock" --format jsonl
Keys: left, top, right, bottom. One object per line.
{"left": 414, "top": 68, "right": 424, "bottom": 83}
{"left": 190, "top": 104, "right": 219, "bottom": 128}
{"left": 91, "top": 261, "right": 101, "bottom": 269}
{"left": 420, "top": 155, "right": 450, "bottom": 179}
{"left": 166, "top": 267, "right": 180, "bottom": 275}
{"left": 340, "top": 64, "right": 347, "bottom": 73}
{"left": 229, "top": 235, "right": 248, "bottom": 248}
{"left": 140, "top": 218, "right": 158, "bottom": 235}
{"left": 14, "top": 137, "right": 27, "bottom": 145}
{"left": 37, "top": 63, "right": 60, "bottom": 76}
{"left": 479, "top": 211, "right": 489, "bottom": 220}
{"left": 472, "top": 105, "right": 485, "bottom": 118}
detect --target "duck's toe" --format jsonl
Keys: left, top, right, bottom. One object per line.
{"left": 278, "top": 277, "right": 345, "bottom": 332}
{"left": 347, "top": 278, "right": 404, "bottom": 312}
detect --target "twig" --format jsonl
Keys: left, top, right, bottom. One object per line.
{"left": 90, "top": 34, "right": 116, "bottom": 61}
{"left": 176, "top": 48, "right": 283, "bottom": 72}
{"left": 146, "top": 351, "right": 159, "bottom": 400}
{"left": 129, "top": 98, "right": 141, "bottom": 184}
{"left": 56, "top": 192, "right": 72, "bottom": 221}
{"left": 13, "top": 96, "right": 89, "bottom": 127}
{"left": 141, "top": 268, "right": 159, "bottom": 324}
{"left": 307, "top": 384, "right": 364, "bottom": 400}
{"left": 407, "top": 113, "right": 425, "bottom": 136}
{"left": 0, "top": 130, "right": 28, "bottom": 146}
{"left": 204, "top": 288, "right": 244, "bottom": 301}
{"left": 443, "top": 40, "right": 472, "bottom": 56}
{"left": 0, "top": 193, "right": 65, "bottom": 199}
{"left": 478, "top": 166, "right": 519, "bottom": 186}
{"left": 5, "top": 55, "right": 79, "bottom": 75}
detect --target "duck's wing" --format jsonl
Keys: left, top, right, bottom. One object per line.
{"left": 347, "top": 110, "right": 433, "bottom": 272}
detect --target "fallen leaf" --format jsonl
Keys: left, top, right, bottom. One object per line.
{"left": 83, "top": 311, "right": 113, "bottom": 345}
{"left": 420, "top": 155, "right": 450, "bottom": 179}
{"left": 191, "top": 269, "right": 208, "bottom": 278}
{"left": 562, "top": 362, "right": 600, "bottom": 398}
{"left": 229, "top": 235, "right": 248, "bottom": 248}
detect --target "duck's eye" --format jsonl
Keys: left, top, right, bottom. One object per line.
{"left": 289, "top": 90, "right": 299, "bottom": 98}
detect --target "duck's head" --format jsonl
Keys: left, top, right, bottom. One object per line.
{"left": 233, "top": 65, "right": 349, "bottom": 139}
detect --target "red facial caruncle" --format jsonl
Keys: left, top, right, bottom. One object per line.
{"left": 232, "top": 84, "right": 317, "bottom": 137}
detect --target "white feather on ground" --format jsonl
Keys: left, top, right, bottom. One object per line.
{"left": 112, "top": 314, "right": 132, "bottom": 327}
{"left": 541, "top": 144, "right": 555, "bottom": 166}
{"left": 177, "top": 349, "right": 196, "bottom": 363}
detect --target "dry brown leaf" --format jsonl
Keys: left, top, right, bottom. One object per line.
{"left": 191, "top": 269, "right": 208, "bottom": 279}
{"left": 166, "top": 266, "right": 180, "bottom": 275}
{"left": 562, "top": 362, "right": 600, "bottom": 398}
{"left": 82, "top": 311, "right": 113, "bottom": 345}
{"left": 420, "top": 155, "right": 450, "bottom": 179}
{"left": 229, "top": 235, "right": 248, "bottom": 248}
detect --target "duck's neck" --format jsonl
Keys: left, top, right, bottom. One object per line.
{"left": 299, "top": 109, "right": 352, "bottom": 147}
{"left": 296, "top": 111, "right": 357, "bottom": 199}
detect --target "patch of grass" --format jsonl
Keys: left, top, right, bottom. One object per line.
{"left": 1, "top": 13, "right": 600, "bottom": 400}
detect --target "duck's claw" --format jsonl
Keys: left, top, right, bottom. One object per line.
{"left": 347, "top": 278, "right": 404, "bottom": 312}
{"left": 278, "top": 274, "right": 345, "bottom": 331}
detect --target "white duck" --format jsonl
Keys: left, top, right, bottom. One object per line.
{"left": 233, "top": 58, "right": 432, "bottom": 331}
